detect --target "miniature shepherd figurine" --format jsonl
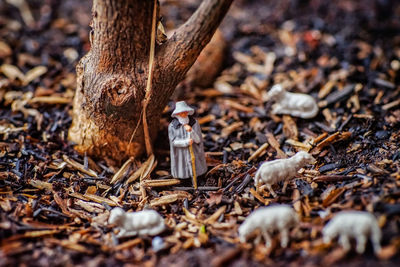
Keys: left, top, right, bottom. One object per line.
{"left": 254, "top": 151, "right": 315, "bottom": 197}
{"left": 323, "top": 211, "right": 382, "bottom": 254}
{"left": 239, "top": 205, "right": 299, "bottom": 248}
{"left": 168, "top": 101, "right": 207, "bottom": 188}
{"left": 267, "top": 84, "right": 319, "bottom": 119}
{"left": 108, "top": 207, "right": 165, "bottom": 238}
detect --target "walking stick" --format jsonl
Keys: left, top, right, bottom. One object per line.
{"left": 188, "top": 143, "right": 198, "bottom": 189}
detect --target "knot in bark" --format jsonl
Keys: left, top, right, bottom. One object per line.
{"left": 105, "top": 75, "right": 135, "bottom": 107}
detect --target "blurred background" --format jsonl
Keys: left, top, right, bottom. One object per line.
{"left": 1, "top": 1, "right": 400, "bottom": 265}
{"left": 0, "top": 0, "right": 399, "bottom": 84}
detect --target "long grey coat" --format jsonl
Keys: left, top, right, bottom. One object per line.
{"left": 168, "top": 117, "right": 207, "bottom": 179}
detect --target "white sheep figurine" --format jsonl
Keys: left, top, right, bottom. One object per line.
{"left": 239, "top": 205, "right": 299, "bottom": 248}
{"left": 323, "top": 211, "right": 382, "bottom": 254}
{"left": 108, "top": 207, "right": 165, "bottom": 238}
{"left": 267, "top": 84, "right": 319, "bottom": 119}
{"left": 254, "top": 151, "right": 315, "bottom": 197}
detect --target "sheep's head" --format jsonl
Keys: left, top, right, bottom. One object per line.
{"left": 108, "top": 207, "right": 125, "bottom": 225}
{"left": 322, "top": 223, "right": 336, "bottom": 244}
{"left": 238, "top": 221, "right": 250, "bottom": 243}
{"left": 295, "top": 151, "right": 316, "bottom": 165}
{"left": 267, "top": 84, "right": 285, "bottom": 100}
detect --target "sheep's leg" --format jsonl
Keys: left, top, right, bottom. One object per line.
{"left": 282, "top": 180, "right": 289, "bottom": 194}
{"left": 262, "top": 230, "right": 273, "bottom": 248}
{"left": 272, "top": 105, "right": 284, "bottom": 114}
{"left": 266, "top": 184, "right": 277, "bottom": 198}
{"left": 257, "top": 184, "right": 266, "bottom": 194}
{"left": 370, "top": 233, "right": 382, "bottom": 254}
{"left": 280, "top": 228, "right": 290, "bottom": 248}
{"left": 338, "top": 234, "right": 351, "bottom": 252}
{"left": 355, "top": 235, "right": 367, "bottom": 254}
{"left": 117, "top": 229, "right": 126, "bottom": 238}
{"left": 122, "top": 230, "right": 138, "bottom": 237}
{"left": 323, "top": 235, "right": 332, "bottom": 244}
{"left": 254, "top": 234, "right": 262, "bottom": 245}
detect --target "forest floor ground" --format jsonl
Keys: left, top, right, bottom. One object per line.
{"left": 0, "top": 0, "right": 400, "bottom": 266}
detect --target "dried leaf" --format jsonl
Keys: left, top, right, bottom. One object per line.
{"left": 322, "top": 248, "right": 347, "bottom": 265}
{"left": 248, "top": 143, "right": 269, "bottom": 162}
{"left": 221, "top": 121, "right": 243, "bottom": 138}
{"left": 249, "top": 188, "right": 270, "bottom": 205}
{"left": 322, "top": 187, "right": 346, "bottom": 207}
{"left": 84, "top": 193, "right": 119, "bottom": 207}
{"left": 23, "top": 66, "right": 47, "bottom": 85}
{"left": 74, "top": 199, "right": 105, "bottom": 213}
{"left": 377, "top": 245, "right": 399, "bottom": 260}
{"left": 125, "top": 165, "right": 146, "bottom": 185}
{"left": 282, "top": 115, "right": 298, "bottom": 140}
{"left": 224, "top": 99, "right": 254, "bottom": 113}
{"left": 285, "top": 139, "right": 312, "bottom": 151}
{"left": 266, "top": 131, "right": 287, "bottom": 158}
{"left": 141, "top": 159, "right": 157, "bottom": 181}
{"left": 140, "top": 154, "right": 156, "bottom": 181}
{"left": 150, "top": 194, "right": 179, "bottom": 207}
{"left": 204, "top": 206, "right": 226, "bottom": 224}
{"left": 183, "top": 207, "right": 197, "bottom": 221}
{"left": 115, "top": 238, "right": 142, "bottom": 251}
{"left": 211, "top": 247, "right": 242, "bottom": 267}
{"left": 69, "top": 192, "right": 118, "bottom": 207}
{"left": 206, "top": 190, "right": 223, "bottom": 206}
{"left": 85, "top": 185, "right": 97, "bottom": 195}
{"left": 142, "top": 179, "right": 180, "bottom": 187}
{"left": 0, "top": 41, "right": 12, "bottom": 58}
{"left": 110, "top": 157, "right": 133, "bottom": 184}
{"left": 198, "top": 114, "right": 216, "bottom": 125}
{"left": 382, "top": 99, "right": 400, "bottom": 111}
{"left": 156, "top": 21, "right": 167, "bottom": 45}
{"left": 59, "top": 240, "right": 92, "bottom": 253}
{"left": 29, "top": 179, "right": 53, "bottom": 191}
{"left": 29, "top": 96, "right": 71, "bottom": 105}
{"left": 63, "top": 155, "right": 97, "bottom": 177}
{"left": 214, "top": 81, "right": 233, "bottom": 94}
{"left": 6, "top": 0, "right": 35, "bottom": 26}
{"left": 311, "top": 132, "right": 351, "bottom": 155}
{"left": 318, "top": 80, "right": 336, "bottom": 99}
{"left": 234, "top": 201, "right": 242, "bottom": 215}
{"left": 313, "top": 175, "right": 353, "bottom": 182}
{"left": 0, "top": 64, "right": 24, "bottom": 81}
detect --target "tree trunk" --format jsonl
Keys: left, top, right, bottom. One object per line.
{"left": 69, "top": 0, "right": 233, "bottom": 163}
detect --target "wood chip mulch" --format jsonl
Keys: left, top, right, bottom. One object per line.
{"left": 0, "top": 0, "right": 399, "bottom": 266}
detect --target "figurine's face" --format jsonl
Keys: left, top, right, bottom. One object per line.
{"left": 176, "top": 111, "right": 189, "bottom": 118}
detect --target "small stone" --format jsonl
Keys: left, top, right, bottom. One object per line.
{"left": 375, "top": 130, "right": 390, "bottom": 140}
{"left": 319, "top": 163, "right": 341, "bottom": 173}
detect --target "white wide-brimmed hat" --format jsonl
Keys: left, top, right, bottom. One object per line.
{"left": 172, "top": 101, "right": 194, "bottom": 117}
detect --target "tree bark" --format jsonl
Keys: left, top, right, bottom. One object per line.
{"left": 69, "top": 0, "right": 233, "bottom": 163}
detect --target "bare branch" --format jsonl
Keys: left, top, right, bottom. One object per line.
{"left": 157, "top": 0, "right": 233, "bottom": 83}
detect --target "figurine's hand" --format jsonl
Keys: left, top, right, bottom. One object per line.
{"left": 184, "top": 125, "right": 192, "bottom": 132}
{"left": 188, "top": 139, "right": 193, "bottom": 145}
